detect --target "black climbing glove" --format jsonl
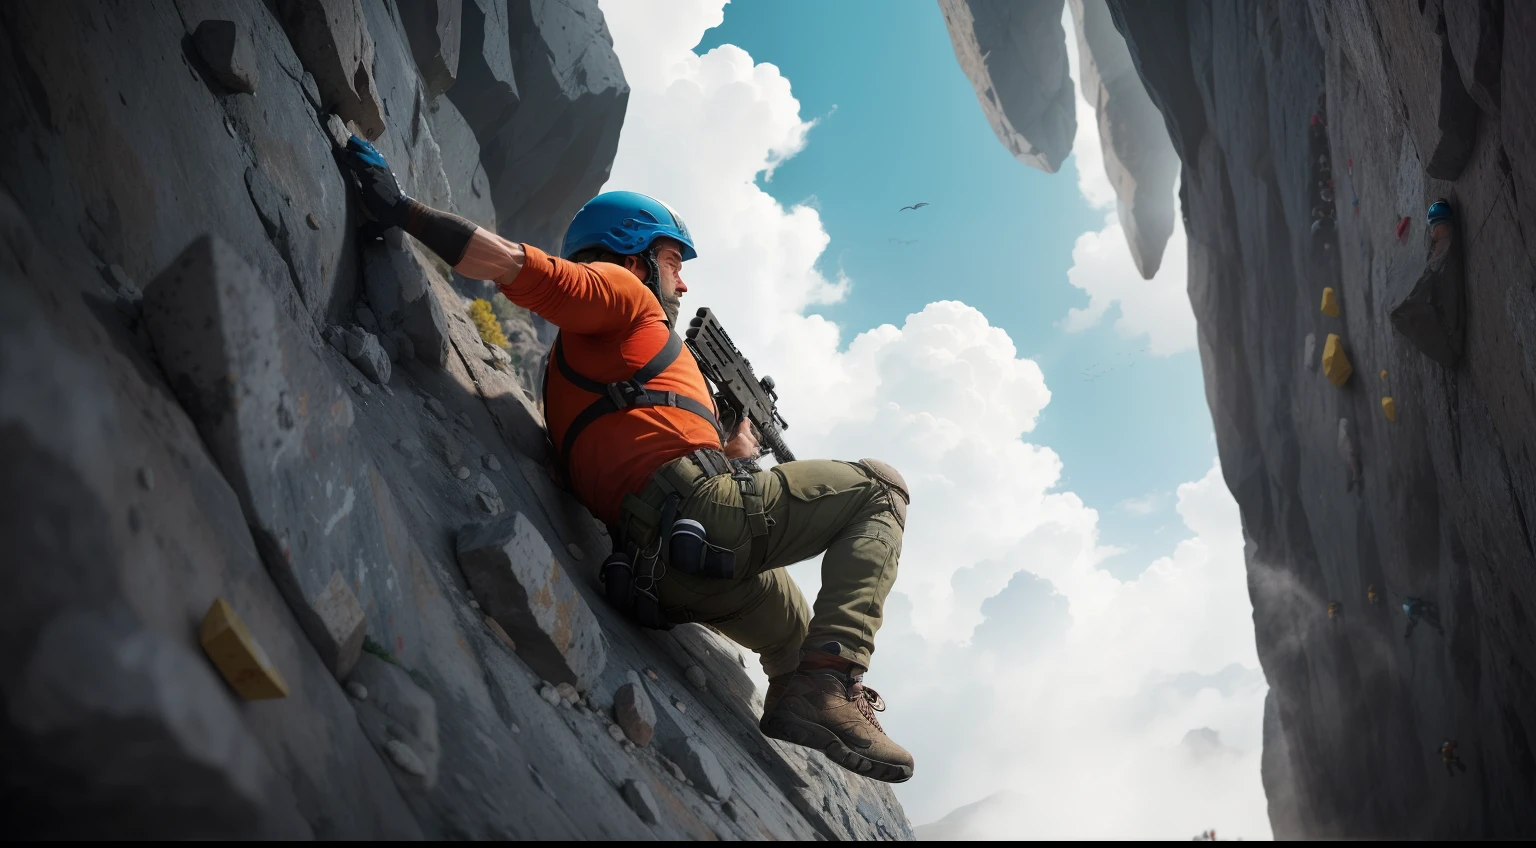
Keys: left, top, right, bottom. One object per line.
{"left": 336, "top": 135, "right": 410, "bottom": 228}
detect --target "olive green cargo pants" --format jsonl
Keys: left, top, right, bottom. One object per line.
{"left": 647, "top": 458, "right": 907, "bottom": 678}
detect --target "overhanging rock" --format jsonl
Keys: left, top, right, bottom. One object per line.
{"left": 455, "top": 511, "right": 607, "bottom": 691}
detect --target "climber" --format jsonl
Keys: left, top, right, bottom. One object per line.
{"left": 1440, "top": 739, "right": 1468, "bottom": 776}
{"left": 1402, "top": 597, "right": 1444, "bottom": 639}
{"left": 335, "top": 136, "right": 916, "bottom": 784}
{"left": 1328, "top": 601, "right": 1341, "bottom": 621}
{"left": 1367, "top": 583, "right": 1380, "bottom": 606}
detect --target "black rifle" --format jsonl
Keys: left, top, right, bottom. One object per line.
{"left": 684, "top": 307, "right": 795, "bottom": 463}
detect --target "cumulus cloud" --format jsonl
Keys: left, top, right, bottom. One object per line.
{"left": 1059, "top": 7, "right": 1195, "bottom": 356}
{"left": 598, "top": 1, "right": 1265, "bottom": 838}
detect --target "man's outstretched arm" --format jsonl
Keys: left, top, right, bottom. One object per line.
{"left": 336, "top": 136, "right": 640, "bottom": 335}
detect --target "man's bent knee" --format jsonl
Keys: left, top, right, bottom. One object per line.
{"left": 855, "top": 458, "right": 910, "bottom": 529}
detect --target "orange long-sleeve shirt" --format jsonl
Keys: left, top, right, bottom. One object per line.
{"left": 456, "top": 233, "right": 721, "bottom": 525}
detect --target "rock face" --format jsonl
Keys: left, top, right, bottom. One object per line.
{"left": 1069, "top": 0, "right": 1180, "bottom": 278}
{"left": 0, "top": 0, "right": 909, "bottom": 839}
{"left": 1104, "top": 0, "right": 1536, "bottom": 838}
{"left": 939, "top": 0, "right": 1076, "bottom": 174}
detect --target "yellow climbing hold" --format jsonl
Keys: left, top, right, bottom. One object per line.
{"left": 200, "top": 598, "right": 289, "bottom": 700}
{"left": 1381, "top": 396, "right": 1397, "bottom": 421}
{"left": 1320, "top": 287, "right": 1340, "bottom": 317}
{"left": 1322, "top": 334, "right": 1353, "bottom": 386}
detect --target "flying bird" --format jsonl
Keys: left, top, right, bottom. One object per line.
{"left": 898, "top": 202, "right": 930, "bottom": 212}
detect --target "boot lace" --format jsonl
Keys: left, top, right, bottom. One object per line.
{"left": 849, "top": 681, "right": 887, "bottom": 732}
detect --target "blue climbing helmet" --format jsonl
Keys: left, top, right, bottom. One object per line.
{"left": 1426, "top": 198, "right": 1453, "bottom": 226}
{"left": 560, "top": 191, "right": 697, "bottom": 261}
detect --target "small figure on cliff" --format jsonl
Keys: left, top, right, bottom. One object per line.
{"left": 1440, "top": 739, "right": 1468, "bottom": 776}
{"left": 337, "top": 136, "right": 916, "bottom": 784}
{"left": 1367, "top": 583, "right": 1380, "bottom": 606}
{"left": 1402, "top": 597, "right": 1444, "bottom": 639}
{"left": 1328, "top": 601, "right": 1341, "bottom": 621}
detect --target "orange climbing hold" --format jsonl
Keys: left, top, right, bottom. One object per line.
{"left": 1320, "top": 287, "right": 1340, "bottom": 317}
{"left": 1382, "top": 396, "right": 1397, "bottom": 421}
{"left": 1322, "top": 334, "right": 1353, "bottom": 386}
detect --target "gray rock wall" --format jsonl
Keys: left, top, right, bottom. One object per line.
{"left": 1105, "top": 0, "right": 1536, "bottom": 838}
{"left": 0, "top": 0, "right": 909, "bottom": 839}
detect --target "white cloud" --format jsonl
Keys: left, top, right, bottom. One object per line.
{"left": 1059, "top": 6, "right": 1195, "bottom": 356}
{"left": 598, "top": 1, "right": 1266, "bottom": 838}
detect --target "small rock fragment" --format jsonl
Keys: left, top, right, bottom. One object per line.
{"left": 483, "top": 454, "right": 501, "bottom": 471}
{"left": 385, "top": 740, "right": 427, "bottom": 777}
{"left": 456, "top": 466, "right": 472, "bottom": 481}
{"left": 192, "top": 19, "right": 259, "bottom": 93}
{"left": 623, "top": 741, "right": 636, "bottom": 754}
{"left": 685, "top": 665, "right": 707, "bottom": 690}
{"left": 483, "top": 615, "right": 515, "bottom": 652}
{"left": 468, "top": 598, "right": 480, "bottom": 611}
{"left": 614, "top": 682, "right": 656, "bottom": 746}
{"left": 566, "top": 543, "right": 584, "bottom": 561}
{"left": 455, "top": 410, "right": 473, "bottom": 429}
{"left": 676, "top": 738, "right": 732, "bottom": 800}
{"left": 200, "top": 598, "right": 289, "bottom": 700}
{"left": 663, "top": 758, "right": 688, "bottom": 782}
{"left": 306, "top": 213, "right": 319, "bottom": 230}
{"left": 621, "top": 779, "right": 660, "bottom": 825}
{"left": 426, "top": 398, "right": 448, "bottom": 420}
{"left": 556, "top": 682, "right": 579, "bottom": 705}
{"left": 673, "top": 699, "right": 687, "bottom": 714}
{"left": 475, "top": 492, "right": 499, "bottom": 515}
{"left": 539, "top": 682, "right": 561, "bottom": 707}
{"left": 646, "top": 669, "right": 658, "bottom": 680}
{"left": 346, "top": 681, "right": 368, "bottom": 700}
{"left": 607, "top": 723, "right": 626, "bottom": 743}
{"left": 224, "top": 116, "right": 236, "bottom": 137}
{"left": 355, "top": 382, "right": 372, "bottom": 397}
{"left": 137, "top": 466, "right": 155, "bottom": 491}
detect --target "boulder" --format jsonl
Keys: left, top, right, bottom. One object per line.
{"left": 672, "top": 737, "right": 732, "bottom": 801}
{"left": 613, "top": 681, "right": 656, "bottom": 746}
{"left": 939, "top": 0, "right": 1076, "bottom": 174}
{"left": 454, "top": 512, "right": 607, "bottom": 690}
{"left": 192, "top": 20, "right": 259, "bottom": 94}
{"left": 275, "top": 0, "right": 386, "bottom": 139}
{"left": 620, "top": 778, "right": 660, "bottom": 825}
{"left": 399, "top": 0, "right": 463, "bottom": 99}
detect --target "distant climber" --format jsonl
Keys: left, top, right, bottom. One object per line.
{"left": 337, "top": 136, "right": 916, "bottom": 783}
{"left": 1402, "top": 597, "right": 1444, "bottom": 639}
{"left": 1390, "top": 198, "right": 1465, "bottom": 366}
{"left": 1368, "top": 583, "right": 1380, "bottom": 606}
{"left": 1440, "top": 739, "right": 1468, "bottom": 776}
{"left": 1328, "top": 601, "right": 1341, "bottom": 621}
{"left": 898, "top": 202, "right": 930, "bottom": 212}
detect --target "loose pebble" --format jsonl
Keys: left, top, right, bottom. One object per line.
{"left": 306, "top": 213, "right": 319, "bottom": 230}
{"left": 456, "top": 466, "right": 472, "bottom": 480}
{"left": 346, "top": 681, "right": 368, "bottom": 701}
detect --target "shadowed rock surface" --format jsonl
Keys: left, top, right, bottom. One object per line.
{"left": 0, "top": 0, "right": 909, "bottom": 839}
{"left": 1103, "top": 0, "right": 1536, "bottom": 838}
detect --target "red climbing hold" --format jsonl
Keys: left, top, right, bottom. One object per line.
{"left": 1396, "top": 216, "right": 1411, "bottom": 244}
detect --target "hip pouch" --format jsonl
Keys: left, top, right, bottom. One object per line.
{"left": 667, "top": 518, "right": 736, "bottom": 580}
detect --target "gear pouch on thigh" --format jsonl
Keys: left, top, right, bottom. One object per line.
{"left": 669, "top": 518, "right": 736, "bottom": 580}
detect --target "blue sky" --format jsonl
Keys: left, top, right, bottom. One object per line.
{"left": 698, "top": 0, "right": 1216, "bottom": 577}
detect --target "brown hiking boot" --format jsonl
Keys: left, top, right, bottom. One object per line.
{"left": 759, "top": 663, "right": 914, "bottom": 784}
{"left": 763, "top": 673, "right": 792, "bottom": 716}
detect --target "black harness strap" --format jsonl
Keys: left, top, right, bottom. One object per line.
{"left": 552, "top": 332, "right": 721, "bottom": 468}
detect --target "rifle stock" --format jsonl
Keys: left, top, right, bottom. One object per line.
{"left": 683, "top": 307, "right": 795, "bottom": 463}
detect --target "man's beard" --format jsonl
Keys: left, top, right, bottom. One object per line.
{"left": 660, "top": 290, "right": 682, "bottom": 327}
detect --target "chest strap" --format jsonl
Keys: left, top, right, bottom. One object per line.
{"left": 551, "top": 332, "right": 721, "bottom": 468}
